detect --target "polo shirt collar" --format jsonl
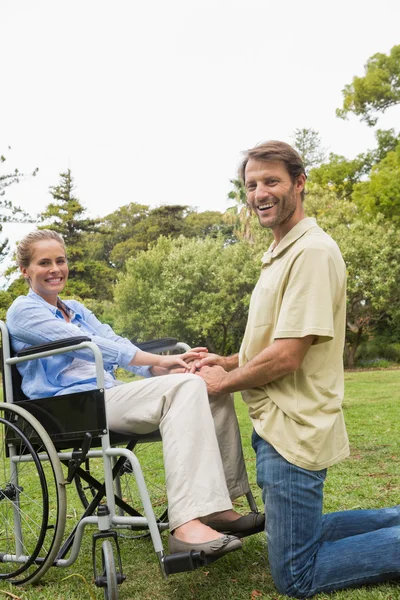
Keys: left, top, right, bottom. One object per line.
{"left": 261, "top": 217, "right": 317, "bottom": 265}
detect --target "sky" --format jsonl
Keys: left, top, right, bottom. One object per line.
{"left": 1, "top": 0, "right": 400, "bottom": 278}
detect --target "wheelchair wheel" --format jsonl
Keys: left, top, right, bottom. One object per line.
{"left": 101, "top": 540, "right": 118, "bottom": 600}
{"left": 0, "top": 403, "right": 67, "bottom": 585}
{"left": 74, "top": 439, "right": 168, "bottom": 536}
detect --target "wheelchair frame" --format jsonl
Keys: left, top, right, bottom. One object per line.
{"left": 0, "top": 320, "right": 258, "bottom": 598}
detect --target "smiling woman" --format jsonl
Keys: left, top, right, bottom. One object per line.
{"left": 18, "top": 230, "right": 69, "bottom": 309}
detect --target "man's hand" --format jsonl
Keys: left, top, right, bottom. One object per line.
{"left": 150, "top": 347, "right": 209, "bottom": 377}
{"left": 191, "top": 352, "right": 239, "bottom": 373}
{"left": 196, "top": 364, "right": 229, "bottom": 396}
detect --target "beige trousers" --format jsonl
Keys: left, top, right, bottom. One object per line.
{"left": 105, "top": 373, "right": 250, "bottom": 530}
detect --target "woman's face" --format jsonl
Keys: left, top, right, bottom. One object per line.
{"left": 21, "top": 240, "right": 68, "bottom": 302}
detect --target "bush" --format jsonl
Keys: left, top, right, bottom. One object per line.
{"left": 356, "top": 337, "right": 400, "bottom": 365}
{"left": 357, "top": 358, "right": 393, "bottom": 369}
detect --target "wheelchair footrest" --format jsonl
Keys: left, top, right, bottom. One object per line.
{"left": 163, "top": 550, "right": 207, "bottom": 575}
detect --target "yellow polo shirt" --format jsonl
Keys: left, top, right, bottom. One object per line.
{"left": 240, "top": 217, "right": 349, "bottom": 470}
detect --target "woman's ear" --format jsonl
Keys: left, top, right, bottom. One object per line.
{"left": 21, "top": 267, "right": 29, "bottom": 280}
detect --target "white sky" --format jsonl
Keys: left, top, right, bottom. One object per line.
{"left": 1, "top": 0, "right": 400, "bottom": 278}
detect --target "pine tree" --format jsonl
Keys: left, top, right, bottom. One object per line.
{"left": 40, "top": 170, "right": 113, "bottom": 299}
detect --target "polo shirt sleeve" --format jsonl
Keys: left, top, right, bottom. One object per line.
{"left": 274, "top": 247, "right": 342, "bottom": 343}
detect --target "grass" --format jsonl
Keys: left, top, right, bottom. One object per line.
{"left": 0, "top": 370, "right": 400, "bottom": 599}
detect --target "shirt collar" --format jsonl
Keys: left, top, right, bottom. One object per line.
{"left": 27, "top": 289, "right": 75, "bottom": 318}
{"left": 261, "top": 217, "right": 317, "bottom": 265}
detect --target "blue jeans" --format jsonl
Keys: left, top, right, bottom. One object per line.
{"left": 252, "top": 431, "right": 400, "bottom": 598}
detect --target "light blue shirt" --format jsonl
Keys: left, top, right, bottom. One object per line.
{"left": 6, "top": 289, "right": 152, "bottom": 399}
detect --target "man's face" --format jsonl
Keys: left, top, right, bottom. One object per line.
{"left": 244, "top": 159, "right": 305, "bottom": 241}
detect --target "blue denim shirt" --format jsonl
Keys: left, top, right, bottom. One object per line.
{"left": 6, "top": 289, "right": 152, "bottom": 399}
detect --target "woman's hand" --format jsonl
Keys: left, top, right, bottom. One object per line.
{"left": 148, "top": 347, "right": 209, "bottom": 377}
{"left": 157, "top": 347, "right": 208, "bottom": 371}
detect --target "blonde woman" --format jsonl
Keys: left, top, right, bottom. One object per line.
{"left": 6, "top": 229, "right": 264, "bottom": 558}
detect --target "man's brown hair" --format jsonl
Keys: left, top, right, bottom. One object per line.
{"left": 239, "top": 140, "right": 306, "bottom": 201}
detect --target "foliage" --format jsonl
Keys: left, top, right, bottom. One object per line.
{"left": 42, "top": 169, "right": 99, "bottom": 251}
{"left": 89, "top": 203, "right": 232, "bottom": 271}
{"left": 226, "top": 178, "right": 258, "bottom": 242}
{"left": 292, "top": 128, "right": 326, "bottom": 171}
{"left": 305, "top": 187, "right": 400, "bottom": 367}
{"left": 309, "top": 152, "right": 370, "bottom": 199}
{"left": 356, "top": 336, "right": 400, "bottom": 365}
{"left": 114, "top": 235, "right": 261, "bottom": 354}
{"left": 40, "top": 169, "right": 114, "bottom": 300}
{"left": 352, "top": 141, "right": 400, "bottom": 223}
{"left": 0, "top": 149, "right": 37, "bottom": 265}
{"left": 337, "top": 44, "right": 400, "bottom": 126}
{"left": 309, "top": 129, "right": 400, "bottom": 200}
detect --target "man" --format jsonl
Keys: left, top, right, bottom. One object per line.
{"left": 193, "top": 141, "right": 400, "bottom": 597}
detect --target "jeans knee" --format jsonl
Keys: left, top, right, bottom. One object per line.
{"left": 274, "top": 577, "right": 312, "bottom": 599}
{"left": 270, "top": 561, "right": 315, "bottom": 599}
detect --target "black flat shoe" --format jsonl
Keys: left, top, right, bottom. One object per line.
{"left": 168, "top": 533, "right": 242, "bottom": 557}
{"left": 208, "top": 511, "right": 265, "bottom": 537}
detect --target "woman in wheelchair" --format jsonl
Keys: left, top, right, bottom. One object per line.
{"left": 6, "top": 229, "right": 264, "bottom": 559}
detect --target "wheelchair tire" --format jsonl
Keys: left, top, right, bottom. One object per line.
{"left": 101, "top": 540, "right": 118, "bottom": 600}
{"left": 0, "top": 403, "right": 67, "bottom": 585}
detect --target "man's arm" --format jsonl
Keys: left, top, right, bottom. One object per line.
{"left": 196, "top": 336, "right": 315, "bottom": 395}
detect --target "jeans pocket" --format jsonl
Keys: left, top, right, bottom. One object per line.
{"left": 315, "top": 467, "right": 327, "bottom": 481}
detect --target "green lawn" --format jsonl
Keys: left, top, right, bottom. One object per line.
{"left": 1, "top": 370, "right": 400, "bottom": 599}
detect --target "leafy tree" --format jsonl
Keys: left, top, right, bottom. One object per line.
{"left": 87, "top": 202, "right": 150, "bottom": 270}
{"left": 309, "top": 153, "right": 368, "bottom": 199}
{"left": 305, "top": 186, "right": 400, "bottom": 366}
{"left": 309, "top": 129, "right": 400, "bottom": 200}
{"left": 292, "top": 128, "right": 326, "bottom": 171}
{"left": 90, "top": 203, "right": 231, "bottom": 271}
{"left": 352, "top": 141, "right": 400, "bottom": 223}
{"left": 182, "top": 210, "right": 233, "bottom": 241}
{"left": 114, "top": 235, "right": 261, "bottom": 354}
{"left": 337, "top": 44, "right": 400, "bottom": 126}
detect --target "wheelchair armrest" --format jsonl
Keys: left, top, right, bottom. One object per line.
{"left": 133, "top": 337, "right": 179, "bottom": 353}
{"left": 16, "top": 337, "right": 91, "bottom": 357}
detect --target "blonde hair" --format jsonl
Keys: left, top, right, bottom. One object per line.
{"left": 17, "top": 229, "right": 66, "bottom": 268}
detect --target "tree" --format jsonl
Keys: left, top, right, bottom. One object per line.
{"left": 337, "top": 218, "right": 400, "bottom": 367}
{"left": 337, "top": 44, "right": 400, "bottom": 126}
{"left": 90, "top": 203, "right": 231, "bottom": 271}
{"left": 292, "top": 128, "right": 326, "bottom": 171}
{"left": 87, "top": 202, "right": 150, "bottom": 270}
{"left": 0, "top": 150, "right": 37, "bottom": 265}
{"left": 40, "top": 170, "right": 114, "bottom": 299}
{"left": 114, "top": 235, "right": 261, "bottom": 354}
{"left": 42, "top": 170, "right": 98, "bottom": 252}
{"left": 305, "top": 186, "right": 400, "bottom": 366}
{"left": 352, "top": 141, "right": 400, "bottom": 223}
{"left": 309, "top": 153, "right": 368, "bottom": 199}
{"left": 309, "top": 129, "right": 400, "bottom": 200}
{"left": 226, "top": 178, "right": 257, "bottom": 242}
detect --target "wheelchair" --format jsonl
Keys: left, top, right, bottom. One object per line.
{"left": 0, "top": 320, "right": 259, "bottom": 598}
